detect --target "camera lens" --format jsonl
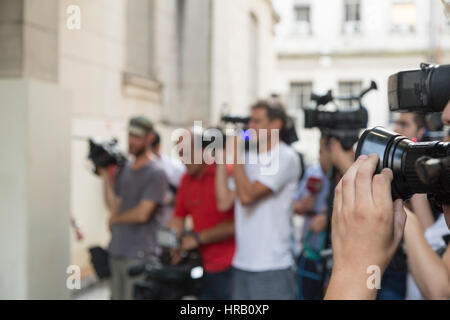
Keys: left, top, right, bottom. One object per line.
{"left": 429, "top": 65, "right": 450, "bottom": 112}
{"left": 355, "top": 127, "right": 450, "bottom": 200}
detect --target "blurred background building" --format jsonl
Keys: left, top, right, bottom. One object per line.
{"left": 1, "top": 0, "right": 450, "bottom": 299}
{"left": 0, "top": 0, "right": 278, "bottom": 299}
{"left": 274, "top": 0, "right": 450, "bottom": 164}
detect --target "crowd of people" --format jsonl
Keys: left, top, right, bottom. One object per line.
{"left": 84, "top": 95, "right": 450, "bottom": 300}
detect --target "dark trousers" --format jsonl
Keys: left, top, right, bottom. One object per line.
{"left": 376, "top": 270, "right": 407, "bottom": 300}
{"left": 297, "top": 254, "right": 324, "bottom": 300}
{"left": 200, "top": 267, "right": 233, "bottom": 300}
{"left": 232, "top": 267, "right": 298, "bottom": 300}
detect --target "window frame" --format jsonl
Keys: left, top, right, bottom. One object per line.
{"left": 343, "top": 0, "right": 362, "bottom": 34}
{"left": 390, "top": 0, "right": 417, "bottom": 34}
{"left": 288, "top": 82, "right": 314, "bottom": 113}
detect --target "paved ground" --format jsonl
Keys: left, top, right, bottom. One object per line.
{"left": 72, "top": 280, "right": 110, "bottom": 300}
{"left": 71, "top": 279, "right": 199, "bottom": 300}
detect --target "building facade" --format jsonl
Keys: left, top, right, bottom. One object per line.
{"left": 0, "top": 0, "right": 278, "bottom": 298}
{"left": 274, "top": 0, "right": 450, "bottom": 165}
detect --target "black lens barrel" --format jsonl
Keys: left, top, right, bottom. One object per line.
{"left": 356, "top": 127, "right": 450, "bottom": 200}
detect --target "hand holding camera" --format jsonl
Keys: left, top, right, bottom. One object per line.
{"left": 326, "top": 154, "right": 407, "bottom": 299}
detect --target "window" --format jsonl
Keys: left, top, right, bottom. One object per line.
{"left": 123, "top": 0, "right": 161, "bottom": 102}
{"left": 293, "top": 4, "right": 311, "bottom": 35}
{"left": 289, "top": 82, "right": 313, "bottom": 112}
{"left": 343, "top": 0, "right": 361, "bottom": 34}
{"left": 294, "top": 5, "right": 310, "bottom": 22}
{"left": 391, "top": 1, "right": 416, "bottom": 33}
{"left": 125, "top": 0, "right": 155, "bottom": 78}
{"left": 338, "top": 81, "right": 362, "bottom": 108}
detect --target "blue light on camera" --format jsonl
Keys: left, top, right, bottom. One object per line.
{"left": 241, "top": 130, "right": 252, "bottom": 141}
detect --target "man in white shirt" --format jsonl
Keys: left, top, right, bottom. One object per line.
{"left": 215, "top": 100, "right": 301, "bottom": 299}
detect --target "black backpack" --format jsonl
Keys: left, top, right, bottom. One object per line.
{"left": 89, "top": 246, "right": 111, "bottom": 279}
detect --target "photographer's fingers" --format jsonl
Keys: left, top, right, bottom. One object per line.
{"left": 340, "top": 155, "right": 368, "bottom": 213}
{"left": 355, "top": 154, "right": 379, "bottom": 206}
{"left": 333, "top": 181, "right": 342, "bottom": 213}
{"left": 393, "top": 199, "right": 407, "bottom": 243}
{"left": 372, "top": 168, "right": 393, "bottom": 209}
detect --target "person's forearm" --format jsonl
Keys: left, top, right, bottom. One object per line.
{"left": 215, "top": 164, "right": 235, "bottom": 211}
{"left": 102, "top": 173, "right": 118, "bottom": 214}
{"left": 293, "top": 195, "right": 317, "bottom": 215}
{"left": 198, "top": 220, "right": 234, "bottom": 245}
{"left": 404, "top": 210, "right": 450, "bottom": 299}
{"left": 325, "top": 266, "right": 378, "bottom": 300}
{"left": 233, "top": 164, "right": 256, "bottom": 205}
{"left": 112, "top": 206, "right": 154, "bottom": 224}
{"left": 169, "top": 217, "right": 185, "bottom": 236}
{"left": 410, "top": 194, "right": 434, "bottom": 230}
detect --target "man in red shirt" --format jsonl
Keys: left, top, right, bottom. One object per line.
{"left": 169, "top": 129, "right": 235, "bottom": 300}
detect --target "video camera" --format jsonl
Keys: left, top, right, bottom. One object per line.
{"left": 87, "top": 138, "right": 127, "bottom": 175}
{"left": 388, "top": 63, "right": 450, "bottom": 113}
{"left": 356, "top": 63, "right": 450, "bottom": 205}
{"left": 129, "top": 229, "right": 204, "bottom": 300}
{"left": 304, "top": 81, "right": 377, "bottom": 150}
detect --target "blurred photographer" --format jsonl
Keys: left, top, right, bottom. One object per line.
{"left": 152, "top": 131, "right": 186, "bottom": 192}
{"left": 100, "top": 116, "right": 168, "bottom": 300}
{"left": 328, "top": 139, "right": 355, "bottom": 176}
{"left": 394, "top": 113, "right": 426, "bottom": 143}
{"left": 215, "top": 100, "right": 301, "bottom": 300}
{"left": 293, "top": 137, "right": 331, "bottom": 299}
{"left": 403, "top": 132, "right": 450, "bottom": 300}
{"left": 169, "top": 129, "right": 235, "bottom": 300}
{"left": 152, "top": 131, "right": 186, "bottom": 226}
{"left": 325, "top": 99, "right": 450, "bottom": 300}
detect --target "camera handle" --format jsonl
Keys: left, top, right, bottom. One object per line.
{"left": 416, "top": 156, "right": 450, "bottom": 206}
{"left": 309, "top": 80, "right": 377, "bottom": 111}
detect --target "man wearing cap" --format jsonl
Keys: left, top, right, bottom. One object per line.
{"left": 99, "top": 116, "right": 168, "bottom": 300}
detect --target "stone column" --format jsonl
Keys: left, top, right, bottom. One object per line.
{"left": 0, "top": 0, "right": 71, "bottom": 299}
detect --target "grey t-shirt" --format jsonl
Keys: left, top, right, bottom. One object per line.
{"left": 108, "top": 160, "right": 168, "bottom": 260}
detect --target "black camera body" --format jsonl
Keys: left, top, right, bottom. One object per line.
{"left": 389, "top": 63, "right": 450, "bottom": 113}
{"left": 130, "top": 250, "right": 204, "bottom": 300}
{"left": 356, "top": 62, "right": 450, "bottom": 206}
{"left": 304, "top": 81, "right": 377, "bottom": 150}
{"left": 130, "top": 229, "right": 204, "bottom": 300}
{"left": 356, "top": 127, "right": 450, "bottom": 204}
{"left": 88, "top": 138, "right": 127, "bottom": 175}
{"left": 304, "top": 107, "right": 368, "bottom": 150}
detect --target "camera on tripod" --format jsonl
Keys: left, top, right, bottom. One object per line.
{"left": 356, "top": 63, "right": 450, "bottom": 205}
{"left": 87, "top": 138, "right": 127, "bottom": 175}
{"left": 303, "top": 81, "right": 377, "bottom": 150}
